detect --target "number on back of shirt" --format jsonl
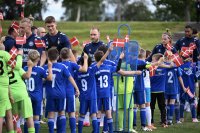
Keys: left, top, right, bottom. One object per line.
{"left": 81, "top": 79, "right": 87, "bottom": 91}
{"left": 25, "top": 78, "right": 35, "bottom": 91}
{"left": 168, "top": 71, "right": 173, "bottom": 83}
{"left": 98, "top": 75, "right": 108, "bottom": 88}
{"left": 0, "top": 60, "right": 4, "bottom": 75}
{"left": 52, "top": 74, "right": 56, "bottom": 88}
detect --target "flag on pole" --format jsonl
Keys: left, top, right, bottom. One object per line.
{"left": 70, "top": 36, "right": 79, "bottom": 47}
{"left": 125, "top": 35, "right": 129, "bottom": 42}
{"left": 171, "top": 53, "right": 183, "bottom": 67}
{"left": 16, "top": 0, "right": 25, "bottom": 5}
{"left": 9, "top": 47, "right": 18, "bottom": 59}
{"left": 11, "top": 21, "right": 20, "bottom": 33}
{"left": 34, "top": 40, "right": 45, "bottom": 48}
{"left": 186, "top": 87, "right": 194, "bottom": 98}
{"left": 16, "top": 35, "right": 26, "bottom": 45}
{"left": 82, "top": 40, "right": 90, "bottom": 47}
{"left": 149, "top": 65, "right": 158, "bottom": 77}
{"left": 166, "top": 43, "right": 173, "bottom": 51}
{"left": 112, "top": 38, "right": 125, "bottom": 47}
{"left": 7, "top": 58, "right": 16, "bottom": 69}
{"left": 0, "top": 12, "right": 3, "bottom": 20}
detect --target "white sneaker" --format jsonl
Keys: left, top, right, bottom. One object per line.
{"left": 176, "top": 120, "right": 182, "bottom": 124}
{"left": 129, "top": 129, "right": 138, "bottom": 133}
{"left": 141, "top": 126, "right": 152, "bottom": 131}
{"left": 192, "top": 118, "right": 199, "bottom": 123}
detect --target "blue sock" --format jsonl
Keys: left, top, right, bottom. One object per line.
{"left": 57, "top": 115, "right": 66, "bottom": 133}
{"left": 56, "top": 116, "right": 60, "bottom": 133}
{"left": 190, "top": 103, "right": 196, "bottom": 118}
{"left": 180, "top": 103, "right": 184, "bottom": 118}
{"left": 175, "top": 103, "right": 180, "bottom": 121}
{"left": 24, "top": 122, "right": 28, "bottom": 133}
{"left": 48, "top": 118, "right": 54, "bottom": 133}
{"left": 133, "top": 108, "right": 137, "bottom": 126}
{"left": 103, "top": 116, "right": 108, "bottom": 132}
{"left": 69, "top": 117, "right": 76, "bottom": 133}
{"left": 107, "top": 118, "right": 113, "bottom": 133}
{"left": 92, "top": 117, "right": 98, "bottom": 133}
{"left": 78, "top": 116, "right": 85, "bottom": 133}
{"left": 140, "top": 108, "right": 146, "bottom": 127}
{"left": 34, "top": 120, "right": 40, "bottom": 133}
{"left": 167, "top": 105, "right": 170, "bottom": 121}
{"left": 169, "top": 104, "right": 175, "bottom": 121}
{"left": 97, "top": 118, "right": 101, "bottom": 133}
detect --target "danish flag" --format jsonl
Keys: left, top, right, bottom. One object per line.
{"left": 186, "top": 87, "right": 194, "bottom": 98}
{"left": 13, "top": 114, "right": 19, "bottom": 123}
{"left": 16, "top": 0, "right": 25, "bottom": 5}
{"left": 16, "top": 35, "right": 26, "bottom": 45}
{"left": 149, "top": 65, "right": 158, "bottom": 77}
{"left": 166, "top": 43, "right": 173, "bottom": 51}
{"left": 7, "top": 58, "right": 16, "bottom": 69}
{"left": 70, "top": 36, "right": 79, "bottom": 47}
{"left": 113, "top": 38, "right": 125, "bottom": 47}
{"left": 0, "top": 12, "right": 3, "bottom": 20}
{"left": 171, "top": 53, "right": 183, "bottom": 67}
{"left": 11, "top": 21, "right": 20, "bottom": 33}
{"left": 9, "top": 47, "right": 18, "bottom": 59}
{"left": 35, "top": 40, "right": 45, "bottom": 48}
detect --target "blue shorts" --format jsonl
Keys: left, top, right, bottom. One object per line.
{"left": 165, "top": 94, "right": 177, "bottom": 100}
{"left": 31, "top": 99, "right": 42, "bottom": 116}
{"left": 97, "top": 97, "right": 112, "bottom": 111}
{"left": 79, "top": 99, "right": 97, "bottom": 115}
{"left": 145, "top": 88, "right": 151, "bottom": 103}
{"left": 46, "top": 98, "right": 65, "bottom": 112}
{"left": 65, "top": 95, "right": 76, "bottom": 113}
{"left": 134, "top": 91, "right": 145, "bottom": 105}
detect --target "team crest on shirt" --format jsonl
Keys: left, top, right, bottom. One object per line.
{"left": 158, "top": 49, "right": 161, "bottom": 52}
{"left": 29, "top": 41, "right": 34, "bottom": 47}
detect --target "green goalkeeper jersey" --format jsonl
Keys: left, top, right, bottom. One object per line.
{"left": 0, "top": 50, "right": 11, "bottom": 100}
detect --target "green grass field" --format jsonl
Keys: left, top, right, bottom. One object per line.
{"left": 2, "top": 21, "right": 200, "bottom": 132}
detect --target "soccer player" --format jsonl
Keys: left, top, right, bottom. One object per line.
{"left": 60, "top": 48, "right": 88, "bottom": 133}
{"left": 44, "top": 48, "right": 79, "bottom": 133}
{"left": 9, "top": 55, "right": 35, "bottom": 133}
{"left": 24, "top": 50, "right": 53, "bottom": 133}
{"left": 19, "top": 18, "right": 46, "bottom": 67}
{"left": 75, "top": 44, "right": 114, "bottom": 133}
{"left": 43, "top": 16, "right": 76, "bottom": 62}
{"left": 164, "top": 52, "right": 187, "bottom": 125}
{"left": 174, "top": 25, "right": 200, "bottom": 62}
{"left": 179, "top": 57, "right": 199, "bottom": 122}
{"left": 0, "top": 44, "right": 16, "bottom": 133}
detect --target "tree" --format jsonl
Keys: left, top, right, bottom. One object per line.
{"left": 123, "top": 0, "right": 153, "bottom": 21}
{"left": 62, "top": 0, "right": 104, "bottom": 22}
{"left": 0, "top": 0, "right": 47, "bottom": 20}
{"left": 152, "top": 0, "right": 196, "bottom": 21}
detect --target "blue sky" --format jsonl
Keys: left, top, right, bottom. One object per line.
{"left": 42, "top": 0, "right": 156, "bottom": 21}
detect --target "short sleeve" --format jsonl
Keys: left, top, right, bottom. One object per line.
{"left": 177, "top": 67, "right": 182, "bottom": 77}
{"left": 72, "top": 62, "right": 80, "bottom": 71}
{"left": 63, "top": 65, "right": 71, "bottom": 78}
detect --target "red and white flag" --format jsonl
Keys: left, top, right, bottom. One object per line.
{"left": 186, "top": 87, "right": 194, "bottom": 98}
{"left": 0, "top": 12, "right": 3, "bottom": 20}
{"left": 166, "top": 43, "right": 173, "bottom": 51}
{"left": 82, "top": 40, "right": 90, "bottom": 47}
{"left": 35, "top": 40, "right": 45, "bottom": 48}
{"left": 180, "top": 47, "right": 191, "bottom": 58}
{"left": 13, "top": 114, "right": 19, "bottom": 123}
{"left": 164, "top": 50, "right": 173, "bottom": 59}
{"left": 16, "top": 0, "right": 25, "bottom": 5}
{"left": 113, "top": 38, "right": 125, "bottom": 47}
{"left": 125, "top": 35, "right": 129, "bottom": 42}
{"left": 106, "top": 35, "right": 110, "bottom": 43}
{"left": 149, "top": 65, "right": 158, "bottom": 77}
{"left": 11, "top": 21, "right": 20, "bottom": 33}
{"left": 7, "top": 58, "right": 16, "bottom": 69}
{"left": 70, "top": 36, "right": 79, "bottom": 47}
{"left": 171, "top": 53, "right": 183, "bottom": 67}
{"left": 189, "top": 43, "right": 196, "bottom": 50}
{"left": 16, "top": 35, "right": 26, "bottom": 45}
{"left": 9, "top": 47, "right": 18, "bottom": 59}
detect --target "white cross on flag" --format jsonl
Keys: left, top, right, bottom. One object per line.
{"left": 16, "top": 0, "right": 25, "bottom": 5}
{"left": 0, "top": 12, "right": 3, "bottom": 20}
{"left": 9, "top": 47, "right": 18, "bottom": 59}
{"left": 171, "top": 53, "right": 183, "bottom": 67}
{"left": 16, "top": 35, "right": 26, "bottom": 45}
{"left": 113, "top": 38, "right": 125, "bottom": 47}
{"left": 35, "top": 40, "right": 45, "bottom": 48}
{"left": 166, "top": 43, "right": 173, "bottom": 51}
{"left": 7, "top": 58, "right": 16, "bottom": 69}
{"left": 70, "top": 36, "right": 79, "bottom": 47}
{"left": 149, "top": 65, "right": 158, "bottom": 77}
